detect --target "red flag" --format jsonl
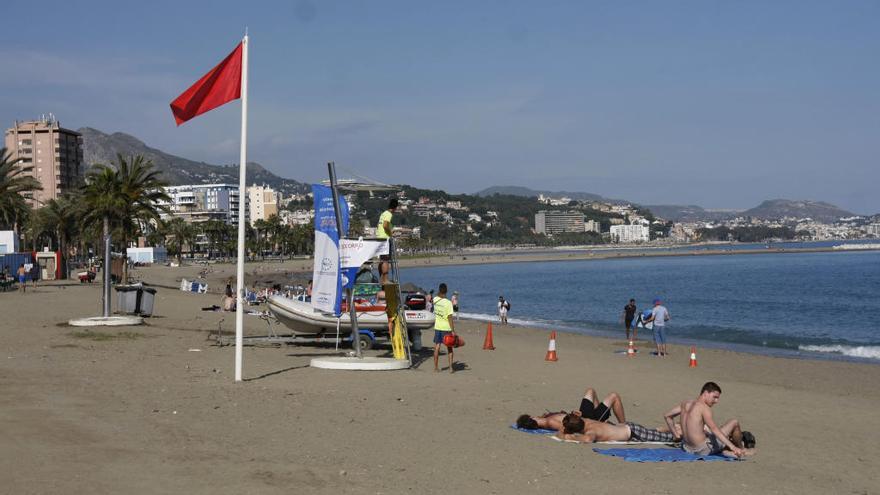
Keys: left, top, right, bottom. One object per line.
{"left": 170, "top": 43, "right": 243, "bottom": 125}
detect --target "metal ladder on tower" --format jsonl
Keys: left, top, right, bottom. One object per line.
{"left": 386, "top": 237, "right": 412, "bottom": 365}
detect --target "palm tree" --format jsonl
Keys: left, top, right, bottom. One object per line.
{"left": 82, "top": 154, "right": 170, "bottom": 286}
{"left": 252, "top": 218, "right": 269, "bottom": 259}
{"left": 40, "top": 195, "right": 80, "bottom": 279}
{"left": 163, "top": 217, "right": 194, "bottom": 264}
{"left": 0, "top": 147, "right": 41, "bottom": 232}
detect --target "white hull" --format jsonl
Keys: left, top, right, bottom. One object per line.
{"left": 267, "top": 296, "right": 434, "bottom": 336}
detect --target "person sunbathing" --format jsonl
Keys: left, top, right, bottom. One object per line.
{"left": 516, "top": 411, "right": 567, "bottom": 431}
{"left": 515, "top": 386, "right": 627, "bottom": 430}
{"left": 663, "top": 381, "right": 755, "bottom": 458}
{"left": 556, "top": 412, "right": 677, "bottom": 443}
{"left": 577, "top": 387, "right": 626, "bottom": 423}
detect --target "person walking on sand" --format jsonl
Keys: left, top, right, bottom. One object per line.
{"left": 645, "top": 298, "right": 670, "bottom": 356}
{"left": 498, "top": 296, "right": 509, "bottom": 324}
{"left": 17, "top": 264, "right": 27, "bottom": 294}
{"left": 622, "top": 298, "right": 637, "bottom": 342}
{"left": 432, "top": 283, "right": 457, "bottom": 373}
{"left": 663, "top": 382, "right": 754, "bottom": 458}
{"left": 377, "top": 197, "right": 398, "bottom": 285}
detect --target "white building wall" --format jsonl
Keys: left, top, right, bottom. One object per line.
{"left": 610, "top": 224, "right": 650, "bottom": 243}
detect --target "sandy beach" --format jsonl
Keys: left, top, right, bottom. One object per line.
{"left": 1, "top": 261, "right": 879, "bottom": 494}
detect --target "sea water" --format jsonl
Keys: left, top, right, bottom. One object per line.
{"left": 400, "top": 249, "right": 880, "bottom": 363}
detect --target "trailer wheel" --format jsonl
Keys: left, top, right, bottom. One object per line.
{"left": 358, "top": 334, "right": 373, "bottom": 351}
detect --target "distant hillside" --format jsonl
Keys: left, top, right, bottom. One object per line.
{"left": 741, "top": 199, "right": 855, "bottom": 223}
{"left": 475, "top": 185, "right": 622, "bottom": 203}
{"left": 78, "top": 127, "right": 308, "bottom": 196}
{"left": 644, "top": 205, "right": 739, "bottom": 223}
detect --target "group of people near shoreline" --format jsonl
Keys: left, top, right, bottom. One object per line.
{"left": 623, "top": 297, "right": 671, "bottom": 356}
{"left": 516, "top": 381, "right": 755, "bottom": 458}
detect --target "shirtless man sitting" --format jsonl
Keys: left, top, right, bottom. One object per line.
{"left": 515, "top": 386, "right": 626, "bottom": 431}
{"left": 664, "top": 381, "right": 755, "bottom": 458}
{"left": 555, "top": 413, "right": 677, "bottom": 444}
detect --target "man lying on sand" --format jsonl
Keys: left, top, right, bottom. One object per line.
{"left": 663, "top": 381, "right": 755, "bottom": 458}
{"left": 516, "top": 411, "right": 567, "bottom": 431}
{"left": 515, "top": 387, "right": 626, "bottom": 430}
{"left": 555, "top": 413, "right": 677, "bottom": 443}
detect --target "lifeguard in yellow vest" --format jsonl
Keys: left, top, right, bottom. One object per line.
{"left": 377, "top": 197, "right": 398, "bottom": 284}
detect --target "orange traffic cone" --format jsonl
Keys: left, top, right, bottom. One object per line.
{"left": 545, "top": 331, "right": 558, "bottom": 362}
{"left": 483, "top": 322, "right": 496, "bottom": 350}
{"left": 689, "top": 346, "right": 698, "bottom": 368}
{"left": 626, "top": 340, "right": 636, "bottom": 357}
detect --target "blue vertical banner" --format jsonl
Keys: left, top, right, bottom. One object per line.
{"left": 311, "top": 184, "right": 349, "bottom": 315}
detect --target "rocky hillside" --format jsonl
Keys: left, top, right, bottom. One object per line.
{"left": 475, "top": 185, "right": 621, "bottom": 203}
{"left": 78, "top": 127, "right": 308, "bottom": 196}
{"left": 643, "top": 205, "right": 739, "bottom": 223}
{"left": 741, "top": 199, "right": 855, "bottom": 223}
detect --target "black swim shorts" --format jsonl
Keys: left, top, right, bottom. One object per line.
{"left": 579, "top": 398, "right": 611, "bottom": 422}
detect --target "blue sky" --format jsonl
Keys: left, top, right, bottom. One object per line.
{"left": 2, "top": 1, "right": 878, "bottom": 213}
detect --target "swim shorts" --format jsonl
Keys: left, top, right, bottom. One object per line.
{"left": 626, "top": 422, "right": 675, "bottom": 443}
{"left": 682, "top": 433, "right": 725, "bottom": 456}
{"left": 18, "top": 275, "right": 26, "bottom": 283}
{"left": 433, "top": 330, "right": 450, "bottom": 345}
{"left": 579, "top": 398, "right": 611, "bottom": 422}
{"left": 624, "top": 317, "right": 634, "bottom": 329}
{"left": 653, "top": 326, "right": 666, "bottom": 344}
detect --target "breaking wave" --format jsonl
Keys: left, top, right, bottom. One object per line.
{"left": 798, "top": 345, "right": 880, "bottom": 360}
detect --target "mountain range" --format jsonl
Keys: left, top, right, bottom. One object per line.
{"left": 78, "top": 131, "right": 860, "bottom": 223}
{"left": 476, "top": 186, "right": 858, "bottom": 223}
{"left": 78, "top": 128, "right": 308, "bottom": 196}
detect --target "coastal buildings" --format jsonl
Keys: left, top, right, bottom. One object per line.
{"left": 0, "top": 230, "right": 18, "bottom": 254}
{"left": 535, "top": 210, "right": 585, "bottom": 234}
{"left": 4, "top": 115, "right": 84, "bottom": 206}
{"left": 584, "top": 220, "right": 601, "bottom": 233}
{"left": 610, "top": 224, "right": 650, "bottom": 243}
{"left": 247, "top": 184, "right": 282, "bottom": 226}
{"left": 157, "top": 184, "right": 246, "bottom": 225}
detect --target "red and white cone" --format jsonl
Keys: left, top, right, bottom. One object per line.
{"left": 545, "top": 331, "right": 558, "bottom": 362}
{"left": 689, "top": 346, "right": 698, "bottom": 368}
{"left": 626, "top": 340, "right": 636, "bottom": 357}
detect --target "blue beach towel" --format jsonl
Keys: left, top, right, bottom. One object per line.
{"left": 593, "top": 447, "right": 738, "bottom": 462}
{"left": 510, "top": 424, "right": 557, "bottom": 436}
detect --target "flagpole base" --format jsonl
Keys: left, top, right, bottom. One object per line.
{"left": 310, "top": 356, "right": 409, "bottom": 371}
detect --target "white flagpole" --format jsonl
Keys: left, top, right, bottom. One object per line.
{"left": 234, "top": 34, "right": 249, "bottom": 382}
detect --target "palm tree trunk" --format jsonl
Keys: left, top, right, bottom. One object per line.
{"left": 102, "top": 216, "right": 111, "bottom": 317}
{"left": 122, "top": 234, "right": 129, "bottom": 284}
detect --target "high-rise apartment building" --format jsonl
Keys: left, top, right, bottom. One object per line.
{"left": 157, "top": 184, "right": 245, "bottom": 225}
{"left": 247, "top": 184, "right": 282, "bottom": 225}
{"left": 535, "top": 210, "right": 585, "bottom": 235}
{"left": 4, "top": 115, "right": 84, "bottom": 206}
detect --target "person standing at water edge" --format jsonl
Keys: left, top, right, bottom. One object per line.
{"left": 646, "top": 298, "right": 670, "bottom": 356}
{"left": 377, "top": 198, "right": 398, "bottom": 285}
{"left": 432, "top": 283, "right": 457, "bottom": 373}
{"left": 622, "top": 298, "right": 637, "bottom": 341}
{"left": 498, "top": 296, "right": 509, "bottom": 324}
{"left": 451, "top": 291, "right": 460, "bottom": 319}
